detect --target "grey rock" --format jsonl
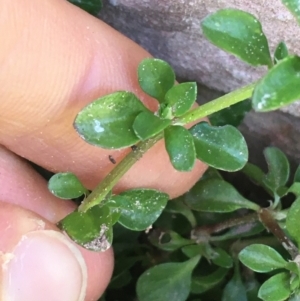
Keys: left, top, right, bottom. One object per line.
{"left": 98, "top": 0, "right": 300, "bottom": 163}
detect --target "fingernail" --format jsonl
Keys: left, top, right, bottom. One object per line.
{"left": 2, "top": 230, "right": 87, "bottom": 301}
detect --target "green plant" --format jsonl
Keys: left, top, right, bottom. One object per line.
{"left": 48, "top": 1, "right": 300, "bottom": 300}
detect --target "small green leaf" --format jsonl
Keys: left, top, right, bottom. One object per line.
{"left": 109, "top": 207, "right": 121, "bottom": 225}
{"left": 182, "top": 244, "right": 206, "bottom": 258}
{"left": 242, "top": 163, "right": 264, "bottom": 185}
{"left": 274, "top": 41, "right": 289, "bottom": 64}
{"left": 252, "top": 56, "right": 300, "bottom": 112}
{"left": 164, "top": 82, "right": 197, "bottom": 116}
{"left": 209, "top": 99, "right": 252, "bottom": 127}
{"left": 165, "top": 198, "right": 197, "bottom": 227}
{"left": 185, "top": 178, "right": 260, "bottom": 212}
{"left": 282, "top": 0, "right": 300, "bottom": 24}
{"left": 68, "top": 0, "right": 102, "bottom": 15}
{"left": 133, "top": 111, "right": 171, "bottom": 140}
{"left": 286, "top": 197, "right": 300, "bottom": 248}
{"left": 184, "top": 243, "right": 233, "bottom": 268}
{"left": 165, "top": 126, "right": 196, "bottom": 172}
{"left": 185, "top": 244, "right": 232, "bottom": 268}
{"left": 263, "top": 147, "right": 290, "bottom": 193}
{"left": 222, "top": 263, "right": 247, "bottom": 301}
{"left": 258, "top": 272, "right": 291, "bottom": 301}
{"left": 136, "top": 256, "right": 200, "bottom": 301}
{"left": 242, "top": 163, "right": 273, "bottom": 195}
{"left": 48, "top": 172, "right": 88, "bottom": 199}
{"left": 201, "top": 9, "right": 272, "bottom": 67}
{"left": 212, "top": 248, "right": 233, "bottom": 269}
{"left": 138, "top": 58, "right": 175, "bottom": 103}
{"left": 291, "top": 275, "right": 300, "bottom": 292}
{"left": 74, "top": 91, "right": 148, "bottom": 149}
{"left": 238, "top": 244, "right": 287, "bottom": 272}
{"left": 190, "top": 122, "right": 248, "bottom": 171}
{"left": 287, "top": 183, "right": 300, "bottom": 197}
{"left": 285, "top": 261, "right": 300, "bottom": 278}
{"left": 191, "top": 268, "right": 228, "bottom": 294}
{"left": 294, "top": 165, "right": 300, "bottom": 182}
{"left": 110, "top": 189, "right": 168, "bottom": 231}
{"left": 149, "top": 230, "right": 194, "bottom": 252}
{"left": 59, "top": 205, "right": 112, "bottom": 251}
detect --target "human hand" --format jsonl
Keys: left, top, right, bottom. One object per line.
{"left": 0, "top": 1, "right": 207, "bottom": 300}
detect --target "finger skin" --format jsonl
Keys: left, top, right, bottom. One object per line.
{"left": 0, "top": 145, "right": 75, "bottom": 223}
{"left": 0, "top": 203, "right": 114, "bottom": 301}
{"left": 0, "top": 0, "right": 207, "bottom": 198}
{"left": 0, "top": 146, "right": 114, "bottom": 300}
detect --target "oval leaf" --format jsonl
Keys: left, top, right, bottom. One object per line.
{"left": 68, "top": 0, "right": 102, "bottom": 15}
{"left": 48, "top": 172, "right": 88, "bottom": 199}
{"left": 138, "top": 58, "right": 175, "bottom": 103}
{"left": 59, "top": 204, "right": 112, "bottom": 251}
{"left": 263, "top": 147, "right": 290, "bottom": 193}
{"left": 239, "top": 244, "right": 287, "bottom": 273}
{"left": 165, "top": 125, "right": 196, "bottom": 172}
{"left": 74, "top": 91, "right": 148, "bottom": 149}
{"left": 164, "top": 82, "right": 197, "bottom": 116}
{"left": 222, "top": 264, "right": 247, "bottom": 301}
{"left": 282, "top": 0, "right": 300, "bottom": 24}
{"left": 252, "top": 56, "right": 300, "bottom": 112}
{"left": 201, "top": 9, "right": 272, "bottom": 67}
{"left": 191, "top": 268, "right": 228, "bottom": 294}
{"left": 190, "top": 122, "right": 248, "bottom": 171}
{"left": 133, "top": 111, "right": 171, "bottom": 140}
{"left": 274, "top": 41, "right": 289, "bottom": 64}
{"left": 110, "top": 189, "right": 169, "bottom": 231}
{"left": 136, "top": 256, "right": 200, "bottom": 301}
{"left": 286, "top": 197, "right": 300, "bottom": 248}
{"left": 182, "top": 244, "right": 206, "bottom": 258}
{"left": 165, "top": 198, "right": 197, "bottom": 227}
{"left": 258, "top": 272, "right": 291, "bottom": 301}
{"left": 185, "top": 178, "right": 260, "bottom": 212}
{"left": 212, "top": 248, "right": 233, "bottom": 269}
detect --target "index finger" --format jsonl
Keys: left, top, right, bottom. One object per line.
{"left": 0, "top": 0, "right": 206, "bottom": 197}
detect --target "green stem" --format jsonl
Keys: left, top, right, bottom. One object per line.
{"left": 175, "top": 82, "right": 256, "bottom": 125}
{"left": 78, "top": 82, "right": 256, "bottom": 212}
{"left": 78, "top": 133, "right": 163, "bottom": 212}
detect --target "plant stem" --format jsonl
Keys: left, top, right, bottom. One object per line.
{"left": 259, "top": 208, "right": 299, "bottom": 259}
{"left": 176, "top": 82, "right": 256, "bottom": 125}
{"left": 78, "top": 133, "right": 163, "bottom": 212}
{"left": 78, "top": 82, "right": 256, "bottom": 212}
{"left": 191, "top": 212, "right": 259, "bottom": 239}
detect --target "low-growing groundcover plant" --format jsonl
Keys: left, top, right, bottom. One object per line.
{"left": 48, "top": 0, "right": 300, "bottom": 300}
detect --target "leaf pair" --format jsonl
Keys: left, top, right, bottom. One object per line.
{"left": 49, "top": 172, "right": 169, "bottom": 250}
{"left": 238, "top": 244, "right": 296, "bottom": 301}
{"left": 138, "top": 59, "right": 197, "bottom": 118}
{"left": 165, "top": 120, "right": 249, "bottom": 172}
